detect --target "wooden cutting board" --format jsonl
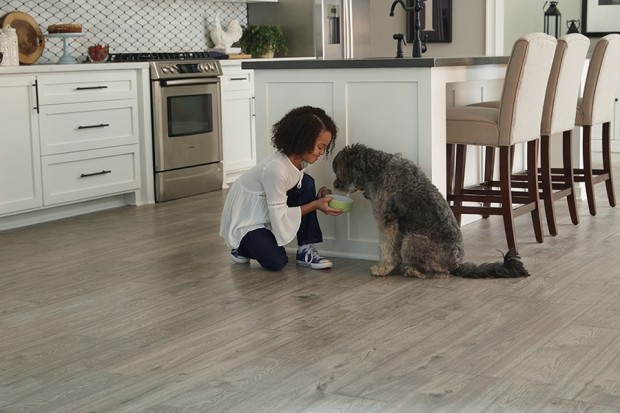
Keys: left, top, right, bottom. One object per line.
{"left": 228, "top": 54, "right": 252, "bottom": 60}
{"left": 1, "top": 11, "right": 45, "bottom": 65}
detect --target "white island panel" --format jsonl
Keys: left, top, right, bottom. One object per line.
{"left": 257, "top": 80, "right": 335, "bottom": 161}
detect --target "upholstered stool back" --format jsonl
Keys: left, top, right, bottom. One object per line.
{"left": 577, "top": 34, "right": 620, "bottom": 127}
{"left": 447, "top": 33, "right": 557, "bottom": 148}
{"left": 542, "top": 34, "right": 590, "bottom": 136}
{"left": 498, "top": 33, "right": 558, "bottom": 146}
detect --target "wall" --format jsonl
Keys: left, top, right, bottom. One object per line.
{"left": 0, "top": 0, "right": 246, "bottom": 64}
{"left": 370, "top": 0, "right": 486, "bottom": 58}
{"left": 504, "top": 0, "right": 586, "bottom": 54}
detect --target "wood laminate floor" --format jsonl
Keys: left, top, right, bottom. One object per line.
{"left": 1, "top": 155, "right": 620, "bottom": 413}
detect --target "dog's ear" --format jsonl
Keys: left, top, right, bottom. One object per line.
{"left": 352, "top": 144, "right": 379, "bottom": 173}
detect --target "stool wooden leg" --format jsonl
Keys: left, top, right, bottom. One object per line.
{"left": 540, "top": 134, "right": 557, "bottom": 236}
{"left": 482, "top": 146, "right": 495, "bottom": 218}
{"left": 484, "top": 146, "right": 495, "bottom": 184}
{"left": 499, "top": 146, "right": 517, "bottom": 251}
{"left": 446, "top": 143, "right": 455, "bottom": 203}
{"left": 563, "top": 130, "right": 579, "bottom": 225}
{"left": 527, "top": 139, "right": 544, "bottom": 243}
{"left": 602, "top": 121, "right": 616, "bottom": 207}
{"left": 583, "top": 125, "right": 597, "bottom": 216}
{"left": 452, "top": 144, "right": 467, "bottom": 225}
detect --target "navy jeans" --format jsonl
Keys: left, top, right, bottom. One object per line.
{"left": 236, "top": 174, "right": 323, "bottom": 271}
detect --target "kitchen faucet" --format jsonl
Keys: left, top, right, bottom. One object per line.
{"left": 389, "top": 0, "right": 427, "bottom": 58}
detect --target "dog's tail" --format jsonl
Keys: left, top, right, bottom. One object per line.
{"left": 450, "top": 249, "right": 529, "bottom": 278}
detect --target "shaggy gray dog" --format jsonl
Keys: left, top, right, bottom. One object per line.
{"left": 332, "top": 144, "right": 529, "bottom": 279}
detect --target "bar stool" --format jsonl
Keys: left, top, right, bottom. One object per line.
{"left": 564, "top": 34, "right": 620, "bottom": 216}
{"left": 511, "top": 34, "right": 590, "bottom": 235}
{"left": 445, "top": 33, "right": 557, "bottom": 251}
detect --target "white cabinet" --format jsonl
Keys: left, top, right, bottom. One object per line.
{"left": 220, "top": 63, "right": 257, "bottom": 185}
{"left": 0, "top": 68, "right": 148, "bottom": 229}
{"left": 0, "top": 75, "right": 42, "bottom": 215}
{"left": 37, "top": 71, "right": 140, "bottom": 206}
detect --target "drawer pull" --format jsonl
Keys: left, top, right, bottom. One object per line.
{"left": 75, "top": 86, "right": 109, "bottom": 90}
{"left": 80, "top": 170, "right": 112, "bottom": 178}
{"left": 230, "top": 77, "right": 248, "bottom": 81}
{"left": 78, "top": 123, "right": 110, "bottom": 129}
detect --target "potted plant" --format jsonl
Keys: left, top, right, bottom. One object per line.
{"left": 239, "top": 24, "right": 288, "bottom": 58}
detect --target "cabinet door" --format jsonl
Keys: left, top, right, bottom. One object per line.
{"left": 41, "top": 145, "right": 140, "bottom": 206}
{"left": 39, "top": 99, "right": 139, "bottom": 155}
{"left": 221, "top": 88, "right": 256, "bottom": 183}
{"left": 0, "top": 76, "right": 42, "bottom": 215}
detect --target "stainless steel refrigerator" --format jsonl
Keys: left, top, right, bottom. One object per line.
{"left": 247, "top": 0, "right": 370, "bottom": 59}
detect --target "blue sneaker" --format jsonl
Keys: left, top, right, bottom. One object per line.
{"left": 296, "top": 245, "right": 332, "bottom": 269}
{"left": 230, "top": 249, "right": 250, "bottom": 264}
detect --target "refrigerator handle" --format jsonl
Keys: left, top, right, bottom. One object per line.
{"left": 343, "top": 0, "right": 353, "bottom": 58}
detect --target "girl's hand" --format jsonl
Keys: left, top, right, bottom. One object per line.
{"left": 316, "top": 186, "right": 332, "bottom": 199}
{"left": 316, "top": 197, "right": 342, "bottom": 216}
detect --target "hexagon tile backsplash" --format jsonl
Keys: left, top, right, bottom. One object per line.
{"left": 0, "top": 0, "right": 247, "bottom": 64}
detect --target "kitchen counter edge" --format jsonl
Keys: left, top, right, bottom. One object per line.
{"left": 0, "top": 62, "right": 149, "bottom": 74}
{"left": 242, "top": 56, "right": 509, "bottom": 70}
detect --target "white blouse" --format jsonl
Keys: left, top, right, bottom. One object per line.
{"left": 219, "top": 151, "right": 305, "bottom": 249}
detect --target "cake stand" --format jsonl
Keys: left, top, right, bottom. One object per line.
{"left": 45, "top": 32, "right": 86, "bottom": 64}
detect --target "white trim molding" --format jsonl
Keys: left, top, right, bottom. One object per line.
{"left": 485, "top": 0, "right": 504, "bottom": 56}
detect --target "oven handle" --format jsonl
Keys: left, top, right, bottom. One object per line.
{"left": 159, "top": 78, "right": 220, "bottom": 87}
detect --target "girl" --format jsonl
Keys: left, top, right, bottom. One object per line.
{"left": 219, "top": 106, "right": 342, "bottom": 271}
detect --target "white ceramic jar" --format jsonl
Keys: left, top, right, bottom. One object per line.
{"left": 0, "top": 31, "right": 8, "bottom": 66}
{"left": 0, "top": 25, "right": 19, "bottom": 66}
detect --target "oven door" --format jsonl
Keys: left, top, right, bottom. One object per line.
{"left": 151, "top": 78, "right": 221, "bottom": 172}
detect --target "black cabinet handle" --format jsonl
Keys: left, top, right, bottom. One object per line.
{"left": 75, "top": 86, "right": 109, "bottom": 90}
{"left": 80, "top": 170, "right": 111, "bottom": 178}
{"left": 230, "top": 77, "right": 247, "bottom": 81}
{"left": 33, "top": 79, "right": 40, "bottom": 114}
{"left": 78, "top": 123, "right": 110, "bottom": 129}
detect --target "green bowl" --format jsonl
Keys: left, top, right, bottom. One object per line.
{"left": 328, "top": 195, "right": 354, "bottom": 212}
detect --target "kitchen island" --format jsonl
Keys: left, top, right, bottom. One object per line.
{"left": 243, "top": 57, "right": 509, "bottom": 260}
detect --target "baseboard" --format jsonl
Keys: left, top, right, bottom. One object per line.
{"left": 591, "top": 139, "right": 620, "bottom": 153}
{"left": 0, "top": 196, "right": 130, "bottom": 231}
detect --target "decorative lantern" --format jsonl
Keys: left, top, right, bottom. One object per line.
{"left": 566, "top": 19, "right": 580, "bottom": 34}
{"left": 543, "top": 1, "right": 562, "bottom": 38}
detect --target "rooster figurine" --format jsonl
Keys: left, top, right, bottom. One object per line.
{"left": 210, "top": 13, "right": 243, "bottom": 49}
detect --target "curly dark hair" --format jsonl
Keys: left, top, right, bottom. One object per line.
{"left": 271, "top": 106, "right": 338, "bottom": 158}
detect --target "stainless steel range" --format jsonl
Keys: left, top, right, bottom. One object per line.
{"left": 108, "top": 51, "right": 225, "bottom": 202}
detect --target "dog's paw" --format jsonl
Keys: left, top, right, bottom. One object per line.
{"left": 403, "top": 266, "right": 425, "bottom": 278}
{"left": 370, "top": 263, "right": 394, "bottom": 277}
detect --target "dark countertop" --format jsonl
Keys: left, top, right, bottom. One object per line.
{"left": 242, "top": 56, "right": 509, "bottom": 70}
